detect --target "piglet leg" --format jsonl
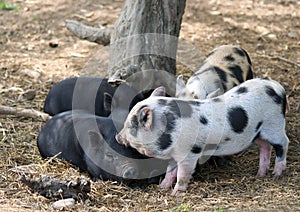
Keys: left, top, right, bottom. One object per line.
{"left": 256, "top": 138, "right": 272, "bottom": 177}
{"left": 273, "top": 159, "right": 286, "bottom": 178}
{"left": 272, "top": 136, "right": 289, "bottom": 177}
{"left": 160, "top": 160, "right": 178, "bottom": 189}
{"left": 171, "top": 158, "right": 198, "bottom": 196}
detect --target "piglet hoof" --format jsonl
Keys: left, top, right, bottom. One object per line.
{"left": 171, "top": 189, "right": 186, "bottom": 196}
{"left": 171, "top": 184, "right": 187, "bottom": 196}
{"left": 272, "top": 161, "right": 286, "bottom": 178}
{"left": 272, "top": 170, "right": 285, "bottom": 180}
{"left": 256, "top": 167, "right": 268, "bottom": 178}
{"left": 171, "top": 182, "right": 188, "bottom": 196}
{"left": 159, "top": 168, "right": 177, "bottom": 189}
{"left": 159, "top": 179, "right": 173, "bottom": 190}
{"left": 272, "top": 174, "right": 281, "bottom": 180}
{"left": 256, "top": 171, "right": 267, "bottom": 178}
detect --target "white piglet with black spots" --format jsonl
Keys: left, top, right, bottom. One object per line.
{"left": 176, "top": 45, "right": 253, "bottom": 99}
{"left": 116, "top": 78, "right": 289, "bottom": 195}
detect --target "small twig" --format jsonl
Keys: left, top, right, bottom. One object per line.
{"left": 259, "top": 54, "right": 300, "bottom": 68}
{"left": 0, "top": 87, "right": 24, "bottom": 94}
{"left": 273, "top": 56, "right": 300, "bottom": 68}
{"left": 65, "top": 19, "right": 112, "bottom": 46}
{"left": 43, "top": 152, "right": 62, "bottom": 166}
{"left": 0, "top": 105, "right": 51, "bottom": 121}
{"left": 271, "top": 56, "right": 300, "bottom": 68}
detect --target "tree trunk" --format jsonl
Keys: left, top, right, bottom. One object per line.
{"left": 108, "top": 0, "right": 186, "bottom": 95}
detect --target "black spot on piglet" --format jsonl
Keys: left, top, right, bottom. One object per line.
{"left": 157, "top": 112, "right": 176, "bottom": 150}
{"left": 224, "top": 137, "right": 231, "bottom": 141}
{"left": 129, "top": 115, "right": 139, "bottom": 136}
{"left": 265, "top": 85, "right": 287, "bottom": 116}
{"left": 131, "top": 115, "right": 139, "bottom": 128}
{"left": 212, "top": 66, "right": 228, "bottom": 91}
{"left": 158, "top": 99, "right": 167, "bottom": 106}
{"left": 228, "top": 65, "right": 244, "bottom": 83}
{"left": 265, "top": 85, "right": 282, "bottom": 104}
{"left": 167, "top": 100, "right": 192, "bottom": 118}
{"left": 191, "top": 145, "right": 202, "bottom": 154}
{"left": 234, "top": 47, "right": 246, "bottom": 57}
{"left": 200, "top": 115, "right": 208, "bottom": 125}
{"left": 157, "top": 133, "right": 173, "bottom": 151}
{"left": 224, "top": 55, "right": 235, "bottom": 62}
{"left": 227, "top": 106, "right": 248, "bottom": 133}
{"left": 246, "top": 66, "right": 253, "bottom": 80}
{"left": 236, "top": 86, "right": 248, "bottom": 94}
{"left": 272, "top": 144, "right": 284, "bottom": 158}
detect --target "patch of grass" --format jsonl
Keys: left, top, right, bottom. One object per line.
{"left": 1, "top": 0, "right": 18, "bottom": 11}
{"left": 171, "top": 203, "right": 191, "bottom": 212}
{"left": 214, "top": 208, "right": 225, "bottom": 212}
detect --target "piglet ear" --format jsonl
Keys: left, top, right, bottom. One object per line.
{"left": 139, "top": 107, "right": 153, "bottom": 130}
{"left": 176, "top": 75, "right": 186, "bottom": 95}
{"left": 150, "top": 86, "right": 165, "bottom": 97}
{"left": 88, "top": 130, "right": 105, "bottom": 148}
{"left": 206, "top": 88, "right": 221, "bottom": 99}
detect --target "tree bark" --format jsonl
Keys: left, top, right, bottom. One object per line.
{"left": 108, "top": 0, "right": 186, "bottom": 95}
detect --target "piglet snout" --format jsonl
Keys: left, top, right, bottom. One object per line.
{"left": 115, "top": 133, "right": 130, "bottom": 147}
{"left": 122, "top": 167, "right": 138, "bottom": 179}
{"left": 115, "top": 134, "right": 122, "bottom": 144}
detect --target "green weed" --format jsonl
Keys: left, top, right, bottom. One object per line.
{"left": 171, "top": 203, "right": 191, "bottom": 212}
{"left": 1, "top": 0, "right": 18, "bottom": 11}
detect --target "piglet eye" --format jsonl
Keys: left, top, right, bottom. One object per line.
{"left": 105, "top": 152, "right": 114, "bottom": 162}
{"left": 142, "top": 113, "right": 148, "bottom": 123}
{"left": 191, "top": 92, "right": 198, "bottom": 99}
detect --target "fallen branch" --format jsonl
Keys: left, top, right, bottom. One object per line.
{"left": 272, "top": 56, "right": 300, "bottom": 68}
{"left": 20, "top": 174, "right": 91, "bottom": 201}
{"left": 65, "top": 19, "right": 112, "bottom": 46}
{"left": 0, "top": 105, "right": 51, "bottom": 121}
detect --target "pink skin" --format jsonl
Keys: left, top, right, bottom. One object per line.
{"left": 117, "top": 133, "right": 196, "bottom": 195}
{"left": 160, "top": 158, "right": 198, "bottom": 196}
{"left": 139, "top": 148, "right": 155, "bottom": 157}
{"left": 256, "top": 138, "right": 272, "bottom": 177}
{"left": 273, "top": 160, "right": 286, "bottom": 177}
{"left": 116, "top": 134, "right": 153, "bottom": 155}
{"left": 171, "top": 159, "right": 198, "bottom": 196}
{"left": 116, "top": 134, "right": 129, "bottom": 146}
{"left": 116, "top": 134, "right": 172, "bottom": 158}
{"left": 159, "top": 166, "right": 178, "bottom": 189}
{"left": 256, "top": 138, "right": 286, "bottom": 177}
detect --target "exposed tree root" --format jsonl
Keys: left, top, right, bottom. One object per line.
{"left": 20, "top": 174, "right": 91, "bottom": 201}
{"left": 0, "top": 105, "right": 51, "bottom": 121}
{"left": 65, "top": 19, "right": 112, "bottom": 46}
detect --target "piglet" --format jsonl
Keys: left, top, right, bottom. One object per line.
{"left": 116, "top": 78, "right": 289, "bottom": 195}
{"left": 43, "top": 76, "right": 154, "bottom": 121}
{"left": 176, "top": 45, "right": 253, "bottom": 99}
{"left": 44, "top": 77, "right": 116, "bottom": 116}
{"left": 38, "top": 110, "right": 168, "bottom": 187}
{"left": 176, "top": 45, "right": 253, "bottom": 166}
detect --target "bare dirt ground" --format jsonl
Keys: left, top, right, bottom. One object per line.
{"left": 0, "top": 0, "right": 299, "bottom": 211}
